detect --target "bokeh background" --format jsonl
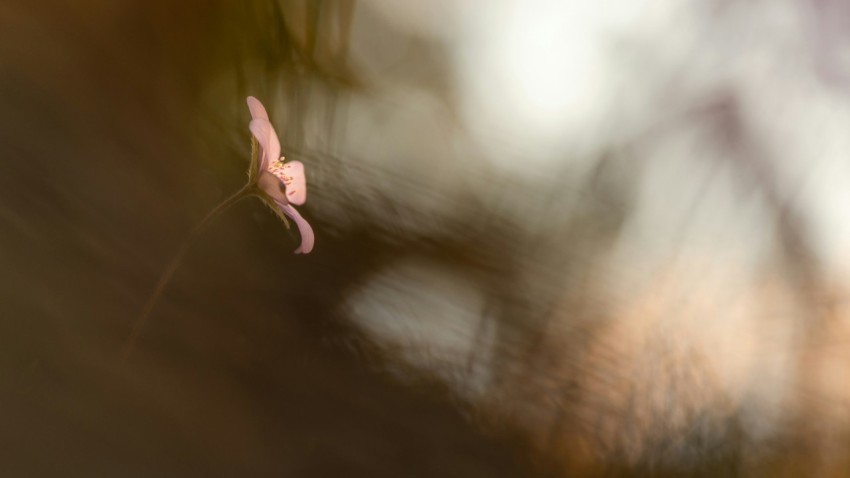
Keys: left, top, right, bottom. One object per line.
{"left": 4, "top": 0, "right": 850, "bottom": 476}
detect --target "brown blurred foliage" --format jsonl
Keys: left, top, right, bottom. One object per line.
{"left": 3, "top": 1, "right": 850, "bottom": 477}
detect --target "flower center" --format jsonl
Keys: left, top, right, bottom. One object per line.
{"left": 268, "top": 159, "right": 292, "bottom": 183}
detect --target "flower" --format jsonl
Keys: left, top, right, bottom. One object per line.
{"left": 247, "top": 96, "right": 314, "bottom": 254}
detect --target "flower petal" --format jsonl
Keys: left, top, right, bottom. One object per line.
{"left": 258, "top": 170, "right": 288, "bottom": 204}
{"left": 282, "top": 160, "right": 307, "bottom": 205}
{"left": 249, "top": 118, "right": 281, "bottom": 174}
{"left": 257, "top": 171, "right": 295, "bottom": 232}
{"left": 246, "top": 96, "right": 269, "bottom": 121}
{"left": 276, "top": 201, "right": 314, "bottom": 254}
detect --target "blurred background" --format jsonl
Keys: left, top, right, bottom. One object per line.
{"left": 3, "top": 0, "right": 850, "bottom": 476}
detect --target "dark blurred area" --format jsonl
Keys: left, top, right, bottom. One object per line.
{"left": 4, "top": 0, "right": 850, "bottom": 476}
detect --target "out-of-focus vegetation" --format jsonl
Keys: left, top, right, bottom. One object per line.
{"left": 4, "top": 0, "right": 850, "bottom": 476}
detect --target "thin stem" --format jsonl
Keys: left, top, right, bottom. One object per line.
{"left": 119, "top": 184, "right": 256, "bottom": 363}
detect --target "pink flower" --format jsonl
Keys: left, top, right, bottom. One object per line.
{"left": 247, "top": 96, "right": 314, "bottom": 254}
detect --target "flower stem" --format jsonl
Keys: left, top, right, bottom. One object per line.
{"left": 120, "top": 184, "right": 255, "bottom": 364}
